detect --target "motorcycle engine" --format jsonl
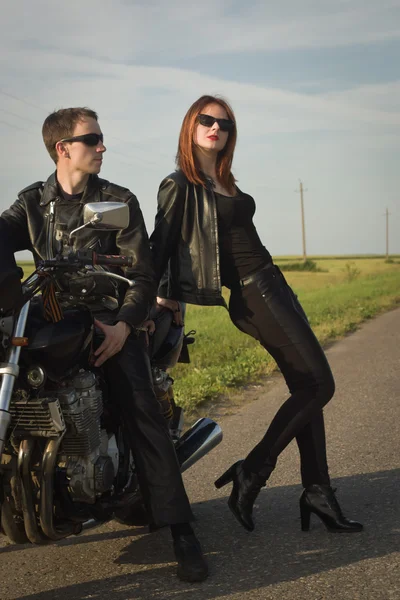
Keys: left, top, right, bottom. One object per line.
{"left": 55, "top": 370, "right": 119, "bottom": 503}
{"left": 10, "top": 368, "right": 119, "bottom": 504}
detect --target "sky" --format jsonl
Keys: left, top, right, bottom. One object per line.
{"left": 1, "top": 0, "right": 399, "bottom": 260}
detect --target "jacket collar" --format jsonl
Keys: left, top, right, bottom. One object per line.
{"left": 40, "top": 172, "right": 101, "bottom": 206}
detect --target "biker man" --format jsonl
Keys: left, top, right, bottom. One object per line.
{"left": 0, "top": 107, "right": 208, "bottom": 583}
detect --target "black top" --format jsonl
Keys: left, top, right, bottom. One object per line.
{"left": 59, "top": 187, "right": 84, "bottom": 202}
{"left": 215, "top": 191, "right": 272, "bottom": 288}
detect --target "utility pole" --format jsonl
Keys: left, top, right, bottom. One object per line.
{"left": 386, "top": 208, "right": 390, "bottom": 260}
{"left": 296, "top": 180, "right": 307, "bottom": 262}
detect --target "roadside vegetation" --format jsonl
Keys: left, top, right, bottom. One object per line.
{"left": 17, "top": 256, "right": 400, "bottom": 412}
{"left": 171, "top": 256, "right": 400, "bottom": 411}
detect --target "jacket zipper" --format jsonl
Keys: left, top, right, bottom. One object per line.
{"left": 80, "top": 236, "right": 100, "bottom": 251}
{"left": 46, "top": 200, "right": 56, "bottom": 259}
{"left": 208, "top": 185, "right": 222, "bottom": 296}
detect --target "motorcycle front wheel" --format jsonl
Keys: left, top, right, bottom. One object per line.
{"left": 1, "top": 494, "right": 29, "bottom": 544}
{"left": 113, "top": 493, "right": 149, "bottom": 526}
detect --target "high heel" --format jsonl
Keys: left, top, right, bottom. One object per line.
{"left": 300, "top": 484, "right": 363, "bottom": 533}
{"left": 214, "top": 463, "right": 237, "bottom": 488}
{"left": 214, "top": 460, "right": 266, "bottom": 532}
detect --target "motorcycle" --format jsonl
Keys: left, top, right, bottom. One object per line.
{"left": 0, "top": 201, "right": 222, "bottom": 544}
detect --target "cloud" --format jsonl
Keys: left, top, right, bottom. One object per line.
{"left": 2, "top": 50, "right": 400, "bottom": 137}
{"left": 321, "top": 81, "right": 400, "bottom": 113}
{"left": 2, "top": 0, "right": 400, "bottom": 66}
{"left": 220, "top": 0, "right": 400, "bottom": 52}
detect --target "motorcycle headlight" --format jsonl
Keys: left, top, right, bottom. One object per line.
{"left": 26, "top": 366, "right": 46, "bottom": 388}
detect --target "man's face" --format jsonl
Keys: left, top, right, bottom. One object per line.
{"left": 60, "top": 117, "right": 106, "bottom": 174}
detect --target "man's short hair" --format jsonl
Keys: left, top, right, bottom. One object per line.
{"left": 42, "top": 107, "right": 98, "bottom": 163}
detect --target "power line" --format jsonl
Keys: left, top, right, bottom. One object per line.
{"left": 0, "top": 107, "right": 38, "bottom": 126}
{"left": 105, "top": 148, "right": 159, "bottom": 171}
{"left": 0, "top": 88, "right": 166, "bottom": 159}
{"left": 0, "top": 119, "right": 35, "bottom": 135}
{"left": 106, "top": 132, "right": 173, "bottom": 163}
{"left": 0, "top": 112, "right": 159, "bottom": 171}
{"left": 0, "top": 107, "right": 159, "bottom": 170}
{"left": 0, "top": 89, "right": 48, "bottom": 112}
{"left": 0, "top": 88, "right": 172, "bottom": 170}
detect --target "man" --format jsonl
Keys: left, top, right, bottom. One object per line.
{"left": 0, "top": 107, "right": 208, "bottom": 583}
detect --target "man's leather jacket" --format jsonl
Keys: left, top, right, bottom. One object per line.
{"left": 0, "top": 172, "right": 157, "bottom": 328}
{"left": 150, "top": 170, "right": 226, "bottom": 307}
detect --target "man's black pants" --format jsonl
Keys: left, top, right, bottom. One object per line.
{"left": 102, "top": 332, "right": 194, "bottom": 527}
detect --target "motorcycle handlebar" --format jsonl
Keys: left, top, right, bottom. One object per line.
{"left": 39, "top": 251, "right": 132, "bottom": 269}
{"left": 93, "top": 253, "right": 133, "bottom": 267}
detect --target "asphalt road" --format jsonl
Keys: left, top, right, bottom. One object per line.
{"left": 1, "top": 307, "right": 399, "bottom": 600}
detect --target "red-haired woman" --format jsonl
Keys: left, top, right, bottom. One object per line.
{"left": 150, "top": 95, "right": 362, "bottom": 534}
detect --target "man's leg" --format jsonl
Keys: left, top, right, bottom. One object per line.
{"left": 102, "top": 332, "right": 208, "bottom": 582}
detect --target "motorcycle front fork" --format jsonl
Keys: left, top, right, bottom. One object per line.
{"left": 0, "top": 301, "right": 30, "bottom": 458}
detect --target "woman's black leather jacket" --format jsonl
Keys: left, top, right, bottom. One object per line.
{"left": 150, "top": 170, "right": 226, "bottom": 307}
{"left": 0, "top": 172, "right": 157, "bottom": 328}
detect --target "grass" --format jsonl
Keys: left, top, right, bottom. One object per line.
{"left": 170, "top": 257, "right": 400, "bottom": 412}
{"left": 275, "top": 258, "right": 323, "bottom": 272}
{"left": 18, "top": 257, "right": 400, "bottom": 412}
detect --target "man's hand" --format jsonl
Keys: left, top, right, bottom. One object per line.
{"left": 156, "top": 296, "right": 184, "bottom": 327}
{"left": 93, "top": 319, "right": 131, "bottom": 367}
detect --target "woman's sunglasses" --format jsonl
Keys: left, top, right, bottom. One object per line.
{"left": 197, "top": 114, "right": 235, "bottom": 132}
{"left": 58, "top": 133, "right": 104, "bottom": 147}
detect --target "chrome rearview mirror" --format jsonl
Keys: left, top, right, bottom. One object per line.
{"left": 83, "top": 202, "right": 129, "bottom": 230}
{"left": 69, "top": 202, "right": 129, "bottom": 242}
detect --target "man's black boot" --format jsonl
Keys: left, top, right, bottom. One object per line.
{"left": 171, "top": 524, "right": 208, "bottom": 582}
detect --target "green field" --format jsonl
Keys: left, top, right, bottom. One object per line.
{"left": 18, "top": 257, "right": 400, "bottom": 412}
{"left": 171, "top": 257, "right": 400, "bottom": 412}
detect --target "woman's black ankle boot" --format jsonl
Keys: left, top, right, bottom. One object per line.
{"left": 215, "top": 460, "right": 266, "bottom": 531}
{"left": 300, "top": 484, "right": 363, "bottom": 533}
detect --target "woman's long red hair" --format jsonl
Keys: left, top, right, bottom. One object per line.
{"left": 176, "top": 95, "right": 237, "bottom": 194}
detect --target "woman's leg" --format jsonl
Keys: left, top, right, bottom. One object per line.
{"left": 296, "top": 411, "right": 329, "bottom": 488}
{"left": 219, "top": 266, "right": 361, "bottom": 532}
{"left": 228, "top": 266, "right": 334, "bottom": 485}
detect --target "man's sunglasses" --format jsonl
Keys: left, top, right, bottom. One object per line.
{"left": 197, "top": 114, "right": 235, "bottom": 132}
{"left": 58, "top": 133, "right": 104, "bottom": 147}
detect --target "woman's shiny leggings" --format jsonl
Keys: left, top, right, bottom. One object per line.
{"left": 229, "top": 265, "right": 335, "bottom": 487}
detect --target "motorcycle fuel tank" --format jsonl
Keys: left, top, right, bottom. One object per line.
{"left": 22, "top": 308, "right": 93, "bottom": 379}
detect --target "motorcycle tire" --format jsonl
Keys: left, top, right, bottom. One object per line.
{"left": 114, "top": 495, "right": 149, "bottom": 527}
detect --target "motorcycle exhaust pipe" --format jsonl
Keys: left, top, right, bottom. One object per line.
{"left": 40, "top": 436, "right": 80, "bottom": 540}
{"left": 18, "top": 439, "right": 48, "bottom": 544}
{"left": 175, "top": 417, "right": 222, "bottom": 473}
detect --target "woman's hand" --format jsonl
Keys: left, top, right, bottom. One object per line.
{"left": 140, "top": 319, "right": 156, "bottom": 346}
{"left": 93, "top": 319, "right": 131, "bottom": 367}
{"left": 156, "top": 296, "right": 184, "bottom": 327}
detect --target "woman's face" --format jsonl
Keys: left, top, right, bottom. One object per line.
{"left": 194, "top": 103, "right": 231, "bottom": 154}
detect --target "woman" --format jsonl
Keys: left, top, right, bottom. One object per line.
{"left": 150, "top": 95, "right": 362, "bottom": 534}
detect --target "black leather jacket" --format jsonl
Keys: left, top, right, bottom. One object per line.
{"left": 0, "top": 172, "right": 157, "bottom": 328}
{"left": 150, "top": 170, "right": 226, "bottom": 307}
